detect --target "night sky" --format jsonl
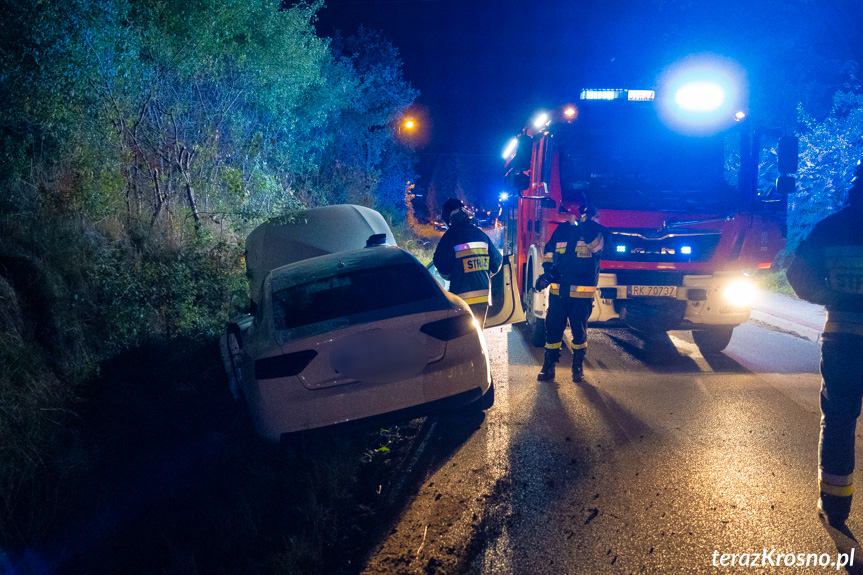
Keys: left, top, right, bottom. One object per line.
{"left": 315, "top": 0, "right": 863, "bottom": 208}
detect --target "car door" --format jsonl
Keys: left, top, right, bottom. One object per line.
{"left": 485, "top": 254, "right": 525, "bottom": 327}
{"left": 426, "top": 254, "right": 524, "bottom": 328}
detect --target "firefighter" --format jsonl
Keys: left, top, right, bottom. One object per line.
{"left": 433, "top": 198, "right": 503, "bottom": 327}
{"left": 535, "top": 198, "right": 609, "bottom": 382}
{"left": 786, "top": 157, "right": 863, "bottom": 528}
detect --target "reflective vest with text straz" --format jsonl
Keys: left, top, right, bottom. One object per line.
{"left": 542, "top": 220, "right": 609, "bottom": 298}
{"left": 433, "top": 222, "right": 503, "bottom": 305}
{"left": 787, "top": 206, "right": 863, "bottom": 337}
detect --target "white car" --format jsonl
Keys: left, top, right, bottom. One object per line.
{"left": 225, "top": 245, "right": 495, "bottom": 441}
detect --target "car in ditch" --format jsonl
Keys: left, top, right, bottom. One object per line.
{"left": 227, "top": 245, "right": 496, "bottom": 441}
{"left": 220, "top": 204, "right": 522, "bottom": 441}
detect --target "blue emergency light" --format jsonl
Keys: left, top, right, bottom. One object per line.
{"left": 675, "top": 81, "right": 725, "bottom": 112}
{"left": 680, "top": 245, "right": 692, "bottom": 255}
{"left": 658, "top": 55, "right": 746, "bottom": 135}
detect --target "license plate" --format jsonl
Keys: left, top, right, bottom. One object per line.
{"left": 627, "top": 285, "right": 678, "bottom": 297}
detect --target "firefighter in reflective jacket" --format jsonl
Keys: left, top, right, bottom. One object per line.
{"left": 535, "top": 201, "right": 609, "bottom": 382}
{"left": 434, "top": 198, "right": 503, "bottom": 327}
{"left": 787, "top": 157, "right": 863, "bottom": 528}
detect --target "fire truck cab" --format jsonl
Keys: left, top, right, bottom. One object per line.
{"left": 502, "top": 67, "right": 798, "bottom": 354}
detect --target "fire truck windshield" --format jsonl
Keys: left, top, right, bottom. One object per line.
{"left": 554, "top": 104, "right": 738, "bottom": 212}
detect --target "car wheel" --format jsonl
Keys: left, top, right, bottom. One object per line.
{"left": 231, "top": 389, "right": 259, "bottom": 440}
{"left": 479, "top": 381, "right": 495, "bottom": 410}
{"left": 692, "top": 326, "right": 734, "bottom": 355}
{"left": 226, "top": 330, "right": 244, "bottom": 399}
{"left": 444, "top": 383, "right": 494, "bottom": 418}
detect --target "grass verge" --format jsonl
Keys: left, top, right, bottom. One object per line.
{"left": 3, "top": 336, "right": 424, "bottom": 574}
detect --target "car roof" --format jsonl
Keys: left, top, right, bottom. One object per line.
{"left": 269, "top": 246, "right": 422, "bottom": 289}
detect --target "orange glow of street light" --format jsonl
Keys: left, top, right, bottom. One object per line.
{"left": 403, "top": 119, "right": 416, "bottom": 130}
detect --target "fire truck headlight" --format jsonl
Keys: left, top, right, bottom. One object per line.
{"left": 616, "top": 245, "right": 627, "bottom": 253}
{"left": 722, "top": 279, "right": 756, "bottom": 308}
{"left": 533, "top": 112, "right": 550, "bottom": 130}
{"left": 680, "top": 245, "right": 692, "bottom": 255}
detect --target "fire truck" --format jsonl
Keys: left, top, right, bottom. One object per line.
{"left": 502, "top": 63, "right": 798, "bottom": 354}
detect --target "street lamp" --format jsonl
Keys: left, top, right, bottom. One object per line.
{"left": 399, "top": 118, "right": 417, "bottom": 136}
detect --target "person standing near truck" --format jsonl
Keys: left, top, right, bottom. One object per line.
{"left": 535, "top": 197, "right": 609, "bottom": 382}
{"left": 433, "top": 198, "right": 502, "bottom": 327}
{"left": 787, "top": 158, "right": 863, "bottom": 528}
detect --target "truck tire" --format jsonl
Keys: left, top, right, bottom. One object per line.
{"left": 528, "top": 316, "right": 546, "bottom": 348}
{"left": 692, "top": 326, "right": 734, "bottom": 355}
{"left": 523, "top": 285, "right": 546, "bottom": 347}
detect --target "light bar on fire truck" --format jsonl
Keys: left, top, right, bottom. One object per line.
{"left": 580, "top": 89, "right": 655, "bottom": 101}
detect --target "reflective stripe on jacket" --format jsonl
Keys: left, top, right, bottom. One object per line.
{"left": 433, "top": 222, "right": 503, "bottom": 304}
{"left": 549, "top": 284, "right": 596, "bottom": 298}
{"left": 543, "top": 220, "right": 609, "bottom": 297}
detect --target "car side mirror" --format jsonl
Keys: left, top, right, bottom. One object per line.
{"left": 365, "top": 233, "right": 388, "bottom": 247}
{"left": 511, "top": 173, "right": 530, "bottom": 192}
{"left": 776, "top": 174, "right": 796, "bottom": 196}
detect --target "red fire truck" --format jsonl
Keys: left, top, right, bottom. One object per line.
{"left": 502, "top": 65, "right": 798, "bottom": 354}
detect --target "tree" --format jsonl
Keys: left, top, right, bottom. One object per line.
{"left": 425, "top": 181, "right": 440, "bottom": 221}
{"left": 321, "top": 26, "right": 418, "bottom": 215}
{"left": 789, "top": 90, "right": 863, "bottom": 251}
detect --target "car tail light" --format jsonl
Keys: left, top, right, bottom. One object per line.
{"left": 254, "top": 350, "right": 318, "bottom": 380}
{"left": 420, "top": 314, "right": 476, "bottom": 341}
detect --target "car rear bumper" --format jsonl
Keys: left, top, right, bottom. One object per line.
{"left": 278, "top": 386, "right": 485, "bottom": 443}
{"left": 244, "top": 349, "right": 490, "bottom": 441}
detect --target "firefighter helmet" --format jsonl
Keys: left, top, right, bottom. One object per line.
{"left": 579, "top": 204, "right": 598, "bottom": 221}
{"left": 442, "top": 198, "right": 470, "bottom": 225}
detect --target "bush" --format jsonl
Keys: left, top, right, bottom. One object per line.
{"left": 754, "top": 269, "right": 796, "bottom": 296}
{"left": 91, "top": 229, "right": 247, "bottom": 353}
{"left": 0, "top": 335, "right": 92, "bottom": 547}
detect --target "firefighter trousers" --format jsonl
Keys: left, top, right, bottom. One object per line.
{"left": 819, "top": 334, "right": 863, "bottom": 482}
{"left": 545, "top": 295, "right": 593, "bottom": 366}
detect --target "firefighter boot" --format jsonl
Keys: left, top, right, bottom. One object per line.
{"left": 818, "top": 481, "right": 853, "bottom": 528}
{"left": 572, "top": 348, "right": 586, "bottom": 382}
{"left": 537, "top": 348, "right": 560, "bottom": 381}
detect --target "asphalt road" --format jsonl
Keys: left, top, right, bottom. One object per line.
{"left": 362, "top": 312, "right": 863, "bottom": 574}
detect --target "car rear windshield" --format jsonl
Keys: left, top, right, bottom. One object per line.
{"left": 272, "top": 262, "right": 442, "bottom": 331}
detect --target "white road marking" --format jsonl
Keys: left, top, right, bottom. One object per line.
{"left": 482, "top": 326, "right": 513, "bottom": 575}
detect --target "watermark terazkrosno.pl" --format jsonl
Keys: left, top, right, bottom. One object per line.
{"left": 712, "top": 549, "right": 855, "bottom": 569}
